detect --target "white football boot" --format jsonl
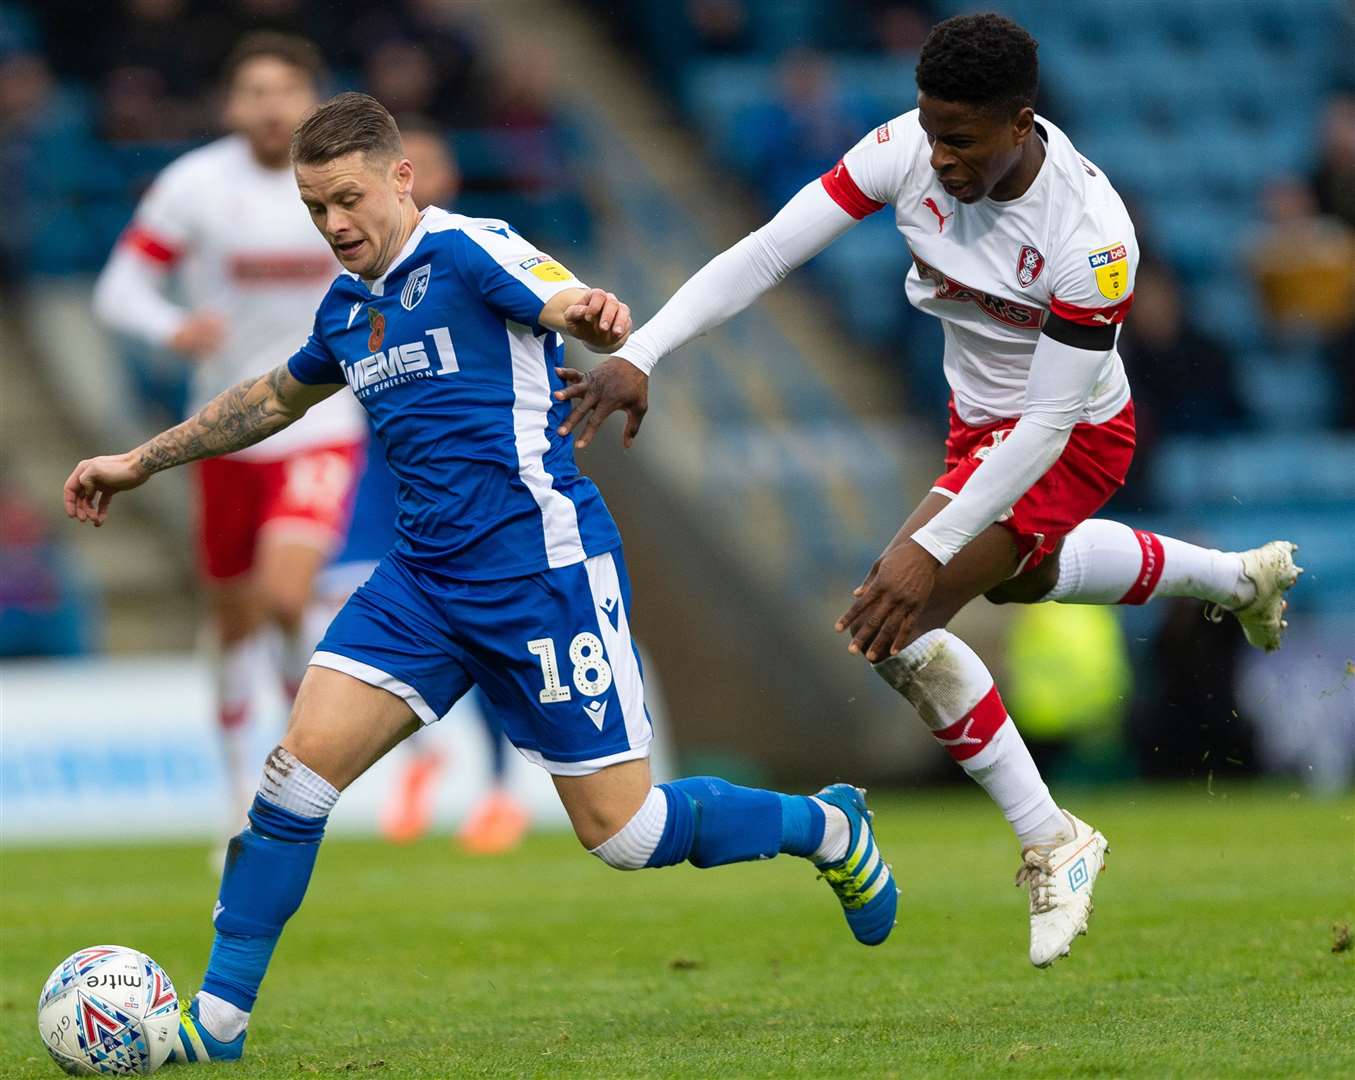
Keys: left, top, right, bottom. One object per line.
{"left": 1206, "top": 540, "right": 1302, "bottom": 653}
{"left": 1016, "top": 811, "right": 1108, "bottom": 968}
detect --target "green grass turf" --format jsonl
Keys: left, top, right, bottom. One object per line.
{"left": 2, "top": 784, "right": 1351, "bottom": 1078}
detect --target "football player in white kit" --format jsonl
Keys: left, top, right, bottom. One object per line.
{"left": 553, "top": 13, "right": 1302, "bottom": 967}
{"left": 92, "top": 34, "right": 366, "bottom": 829}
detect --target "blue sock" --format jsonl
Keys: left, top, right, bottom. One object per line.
{"left": 201, "top": 796, "right": 325, "bottom": 1012}
{"left": 644, "top": 777, "right": 822, "bottom": 869}
{"left": 777, "top": 793, "right": 826, "bottom": 858}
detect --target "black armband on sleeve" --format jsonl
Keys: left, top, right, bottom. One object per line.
{"left": 1042, "top": 312, "right": 1117, "bottom": 351}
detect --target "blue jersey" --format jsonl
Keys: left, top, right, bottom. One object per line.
{"left": 332, "top": 419, "right": 401, "bottom": 567}
{"left": 288, "top": 208, "right": 620, "bottom": 581}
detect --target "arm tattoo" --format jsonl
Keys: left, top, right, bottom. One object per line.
{"left": 136, "top": 365, "right": 300, "bottom": 475}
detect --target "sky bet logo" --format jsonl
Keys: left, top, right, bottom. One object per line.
{"left": 341, "top": 326, "right": 460, "bottom": 397}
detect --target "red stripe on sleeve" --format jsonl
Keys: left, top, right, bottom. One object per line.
{"left": 820, "top": 159, "right": 885, "bottom": 220}
{"left": 931, "top": 684, "right": 1008, "bottom": 762}
{"left": 122, "top": 225, "right": 180, "bottom": 265}
{"left": 1118, "top": 529, "right": 1165, "bottom": 605}
{"left": 1049, "top": 293, "right": 1134, "bottom": 327}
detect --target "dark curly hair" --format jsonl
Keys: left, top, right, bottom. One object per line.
{"left": 915, "top": 13, "right": 1039, "bottom": 116}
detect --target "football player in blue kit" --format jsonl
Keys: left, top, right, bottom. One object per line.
{"left": 318, "top": 123, "right": 533, "bottom": 852}
{"left": 64, "top": 93, "right": 897, "bottom": 1062}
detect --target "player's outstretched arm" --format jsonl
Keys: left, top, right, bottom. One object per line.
{"left": 539, "top": 286, "right": 648, "bottom": 451}
{"left": 554, "top": 179, "right": 859, "bottom": 449}
{"left": 64, "top": 364, "right": 339, "bottom": 527}
{"left": 540, "top": 286, "right": 632, "bottom": 353}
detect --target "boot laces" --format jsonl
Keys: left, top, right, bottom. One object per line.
{"left": 817, "top": 863, "right": 867, "bottom": 910}
{"left": 1015, "top": 850, "right": 1056, "bottom": 915}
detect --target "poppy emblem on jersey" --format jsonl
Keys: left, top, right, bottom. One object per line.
{"left": 367, "top": 306, "right": 385, "bottom": 352}
{"left": 401, "top": 263, "right": 432, "bottom": 311}
{"left": 1016, "top": 244, "right": 1045, "bottom": 288}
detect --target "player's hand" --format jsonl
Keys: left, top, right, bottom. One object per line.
{"left": 554, "top": 357, "right": 649, "bottom": 450}
{"left": 63, "top": 452, "right": 148, "bottom": 527}
{"left": 168, "top": 311, "right": 227, "bottom": 358}
{"left": 561, "top": 288, "right": 631, "bottom": 353}
{"left": 835, "top": 539, "right": 941, "bottom": 663}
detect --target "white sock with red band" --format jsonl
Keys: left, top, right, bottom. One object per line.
{"left": 1046, "top": 518, "right": 1249, "bottom": 607}
{"left": 875, "top": 629, "right": 1069, "bottom": 846}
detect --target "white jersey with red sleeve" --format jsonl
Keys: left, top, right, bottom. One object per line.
{"left": 100, "top": 135, "right": 364, "bottom": 461}
{"left": 821, "top": 110, "right": 1137, "bottom": 427}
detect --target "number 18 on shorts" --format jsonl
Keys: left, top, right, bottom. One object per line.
{"left": 310, "top": 548, "right": 653, "bottom": 776}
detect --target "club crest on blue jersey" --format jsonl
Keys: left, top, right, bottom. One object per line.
{"left": 401, "top": 263, "right": 432, "bottom": 310}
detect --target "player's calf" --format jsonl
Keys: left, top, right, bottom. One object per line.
{"left": 180, "top": 745, "right": 340, "bottom": 1058}
{"left": 586, "top": 776, "right": 897, "bottom": 945}
{"left": 1039, "top": 520, "right": 1303, "bottom": 650}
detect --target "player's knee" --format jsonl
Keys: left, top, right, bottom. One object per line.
{"left": 587, "top": 786, "right": 668, "bottom": 870}
{"left": 985, "top": 553, "right": 1060, "bottom": 605}
{"left": 212, "top": 597, "right": 260, "bottom": 643}
{"left": 248, "top": 744, "right": 340, "bottom": 838}
{"left": 260, "top": 588, "right": 309, "bottom": 633}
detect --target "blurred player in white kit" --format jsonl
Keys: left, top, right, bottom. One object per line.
{"left": 93, "top": 33, "right": 365, "bottom": 829}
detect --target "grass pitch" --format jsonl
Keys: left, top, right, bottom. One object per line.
{"left": 2, "top": 784, "right": 1351, "bottom": 1078}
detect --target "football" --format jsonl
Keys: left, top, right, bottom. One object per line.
{"left": 37, "top": 946, "right": 179, "bottom": 1075}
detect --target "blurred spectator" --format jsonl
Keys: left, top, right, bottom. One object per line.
{"left": 1114, "top": 261, "right": 1247, "bottom": 508}
{"left": 347, "top": 1, "right": 485, "bottom": 126}
{"left": 99, "top": 65, "right": 193, "bottom": 143}
{"left": 1324, "top": 321, "right": 1355, "bottom": 430}
{"left": 364, "top": 40, "right": 440, "bottom": 118}
{"left": 1248, "top": 177, "right": 1355, "bottom": 339}
{"left": 870, "top": 2, "right": 934, "bottom": 55}
{"left": 116, "top": 0, "right": 217, "bottom": 99}
{"left": 1119, "top": 262, "right": 1249, "bottom": 437}
{"left": 686, "top": 0, "right": 753, "bottom": 56}
{"left": 0, "top": 49, "right": 53, "bottom": 138}
{"left": 1312, "top": 94, "right": 1355, "bottom": 229}
{"left": 0, "top": 50, "right": 92, "bottom": 280}
{"left": 488, "top": 40, "right": 571, "bottom": 191}
{"left": 1126, "top": 598, "right": 1256, "bottom": 781}
{"left": 737, "top": 48, "right": 872, "bottom": 205}
{"left": 0, "top": 52, "right": 56, "bottom": 268}
{"left": 400, "top": 118, "right": 461, "bottom": 211}
{"left": 0, "top": 479, "right": 97, "bottom": 657}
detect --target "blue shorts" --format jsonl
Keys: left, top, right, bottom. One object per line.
{"left": 310, "top": 547, "right": 652, "bottom": 776}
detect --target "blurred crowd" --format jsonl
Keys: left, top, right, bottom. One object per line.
{"left": 0, "top": 0, "right": 588, "bottom": 282}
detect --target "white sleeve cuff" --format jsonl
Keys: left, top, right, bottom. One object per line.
{"left": 909, "top": 528, "right": 952, "bottom": 566}
{"left": 910, "top": 415, "right": 1070, "bottom": 564}
{"left": 619, "top": 328, "right": 660, "bottom": 375}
